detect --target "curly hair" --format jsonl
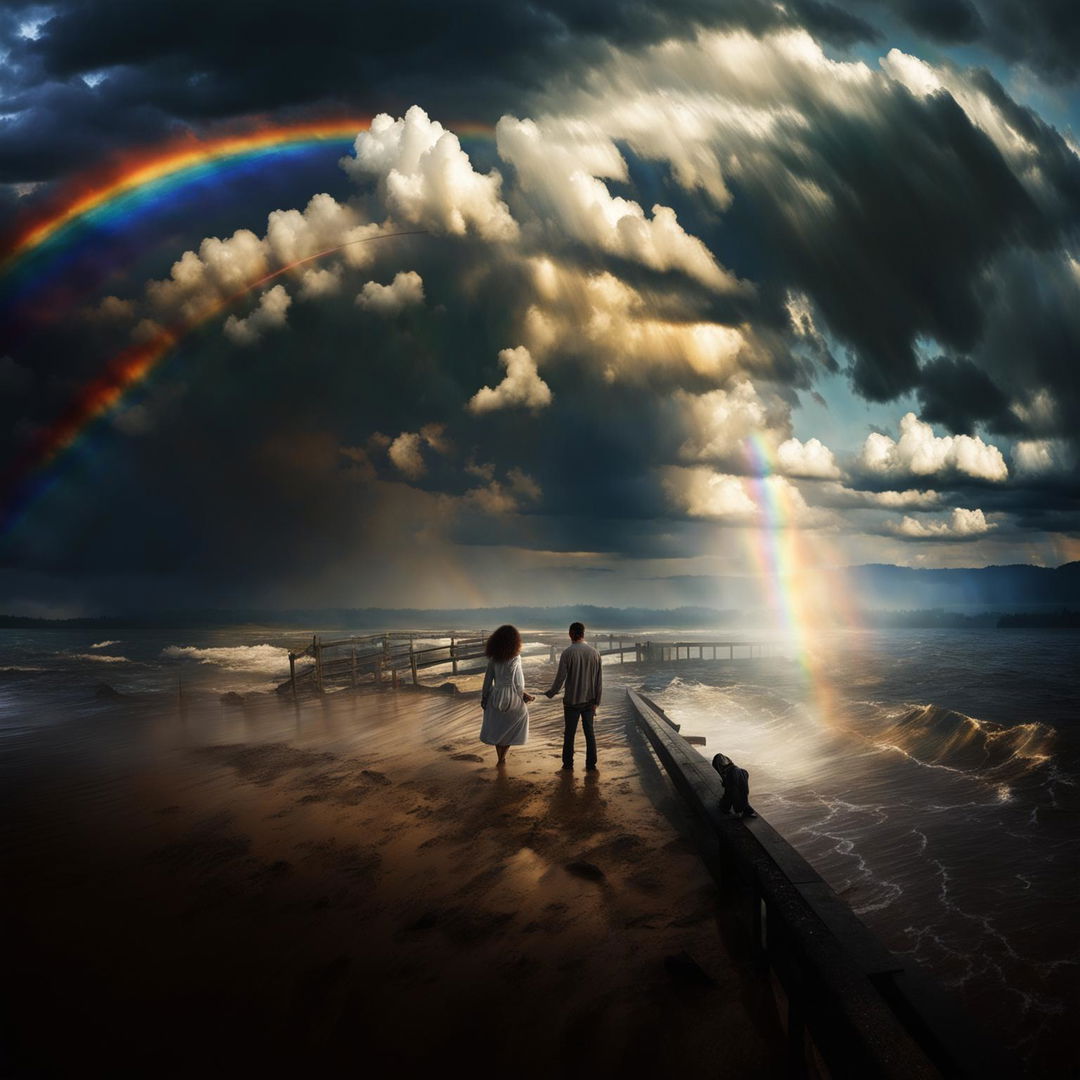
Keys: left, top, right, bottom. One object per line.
{"left": 485, "top": 624, "right": 522, "bottom": 663}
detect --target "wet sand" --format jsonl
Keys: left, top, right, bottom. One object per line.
{"left": 0, "top": 673, "right": 784, "bottom": 1078}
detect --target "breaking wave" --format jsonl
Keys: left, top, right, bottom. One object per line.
{"left": 867, "top": 703, "right": 1056, "bottom": 786}
{"left": 159, "top": 644, "right": 291, "bottom": 674}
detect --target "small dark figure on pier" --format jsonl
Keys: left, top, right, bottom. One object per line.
{"left": 712, "top": 753, "right": 757, "bottom": 817}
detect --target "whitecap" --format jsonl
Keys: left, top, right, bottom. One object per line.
{"left": 159, "top": 644, "right": 291, "bottom": 673}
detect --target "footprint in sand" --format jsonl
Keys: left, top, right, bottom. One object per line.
{"left": 564, "top": 860, "right": 606, "bottom": 882}
{"left": 361, "top": 769, "right": 392, "bottom": 785}
{"left": 451, "top": 753, "right": 484, "bottom": 763}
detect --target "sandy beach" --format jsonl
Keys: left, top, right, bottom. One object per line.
{"left": 0, "top": 665, "right": 784, "bottom": 1078}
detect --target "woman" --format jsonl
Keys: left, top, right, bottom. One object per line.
{"left": 480, "top": 624, "right": 534, "bottom": 765}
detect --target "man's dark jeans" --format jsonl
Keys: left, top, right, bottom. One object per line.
{"left": 562, "top": 703, "right": 597, "bottom": 767}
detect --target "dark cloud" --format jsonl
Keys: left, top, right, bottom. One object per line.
{"left": 916, "top": 356, "right": 1010, "bottom": 433}
{"left": 2, "top": 3, "right": 1080, "bottom": 610}
{"left": 856, "top": 0, "right": 1080, "bottom": 83}
{"left": 887, "top": 0, "right": 984, "bottom": 43}
{"left": 969, "top": 247, "right": 1080, "bottom": 443}
{"left": 0, "top": 0, "right": 878, "bottom": 188}
{"left": 730, "top": 86, "right": 1054, "bottom": 401}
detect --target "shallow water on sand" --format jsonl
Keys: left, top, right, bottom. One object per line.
{"left": 0, "top": 677, "right": 783, "bottom": 1077}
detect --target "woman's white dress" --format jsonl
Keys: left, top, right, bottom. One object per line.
{"left": 479, "top": 655, "right": 529, "bottom": 746}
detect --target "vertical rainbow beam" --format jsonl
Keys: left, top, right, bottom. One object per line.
{"left": 743, "top": 433, "right": 841, "bottom": 725}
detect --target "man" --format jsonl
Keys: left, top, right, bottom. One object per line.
{"left": 545, "top": 622, "right": 602, "bottom": 771}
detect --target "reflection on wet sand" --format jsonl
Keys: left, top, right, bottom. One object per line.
{"left": 0, "top": 679, "right": 783, "bottom": 1077}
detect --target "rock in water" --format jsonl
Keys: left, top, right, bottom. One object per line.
{"left": 220, "top": 692, "right": 245, "bottom": 705}
{"left": 93, "top": 683, "right": 123, "bottom": 699}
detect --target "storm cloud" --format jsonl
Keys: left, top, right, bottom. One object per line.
{"left": 2, "top": 2, "right": 1080, "bottom": 612}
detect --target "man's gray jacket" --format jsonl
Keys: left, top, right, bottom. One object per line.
{"left": 546, "top": 640, "right": 602, "bottom": 706}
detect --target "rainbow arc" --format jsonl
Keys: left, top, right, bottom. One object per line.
{"left": 0, "top": 117, "right": 489, "bottom": 530}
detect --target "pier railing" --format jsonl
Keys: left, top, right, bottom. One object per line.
{"left": 627, "top": 688, "right": 1013, "bottom": 1080}
{"left": 285, "top": 632, "right": 777, "bottom": 694}
{"left": 639, "top": 640, "right": 774, "bottom": 661}
{"left": 287, "top": 632, "right": 488, "bottom": 693}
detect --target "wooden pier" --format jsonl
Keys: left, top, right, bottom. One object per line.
{"left": 285, "top": 632, "right": 775, "bottom": 695}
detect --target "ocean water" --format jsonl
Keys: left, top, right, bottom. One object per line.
{"left": 1, "top": 624, "right": 1077, "bottom": 1071}
{"left": 638, "top": 627, "right": 1079, "bottom": 1075}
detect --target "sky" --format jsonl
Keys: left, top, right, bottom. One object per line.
{"left": 1, "top": 0, "right": 1080, "bottom": 615}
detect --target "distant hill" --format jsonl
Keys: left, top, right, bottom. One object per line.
{"left": 2, "top": 563, "right": 1079, "bottom": 628}
{"left": 843, "top": 562, "right": 1080, "bottom": 610}
{"left": 0, "top": 605, "right": 744, "bottom": 631}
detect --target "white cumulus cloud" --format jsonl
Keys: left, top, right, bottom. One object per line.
{"left": 145, "top": 195, "right": 388, "bottom": 326}
{"left": 675, "top": 380, "right": 780, "bottom": 462}
{"left": 386, "top": 424, "right": 450, "bottom": 479}
{"left": 776, "top": 436, "right": 840, "bottom": 479}
{"left": 223, "top": 285, "right": 292, "bottom": 346}
{"left": 387, "top": 432, "right": 427, "bottom": 479}
{"left": 520, "top": 259, "right": 748, "bottom": 382}
{"left": 344, "top": 106, "right": 518, "bottom": 241}
{"left": 148, "top": 227, "right": 270, "bottom": 323}
{"left": 669, "top": 469, "right": 757, "bottom": 519}
{"left": 462, "top": 467, "right": 542, "bottom": 514}
{"left": 496, "top": 115, "right": 739, "bottom": 292}
{"left": 468, "top": 346, "right": 553, "bottom": 414}
{"left": 858, "top": 413, "right": 1008, "bottom": 482}
{"left": 663, "top": 467, "right": 823, "bottom": 525}
{"left": 356, "top": 270, "right": 425, "bottom": 314}
{"left": 889, "top": 507, "right": 995, "bottom": 540}
{"left": 812, "top": 483, "right": 944, "bottom": 510}
{"left": 299, "top": 265, "right": 342, "bottom": 299}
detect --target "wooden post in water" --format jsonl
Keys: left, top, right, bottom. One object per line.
{"left": 409, "top": 636, "right": 418, "bottom": 685}
{"left": 313, "top": 634, "right": 323, "bottom": 693}
{"left": 289, "top": 653, "right": 297, "bottom": 698}
{"left": 451, "top": 635, "right": 458, "bottom": 674}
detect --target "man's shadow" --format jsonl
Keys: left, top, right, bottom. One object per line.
{"left": 544, "top": 768, "right": 607, "bottom": 839}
